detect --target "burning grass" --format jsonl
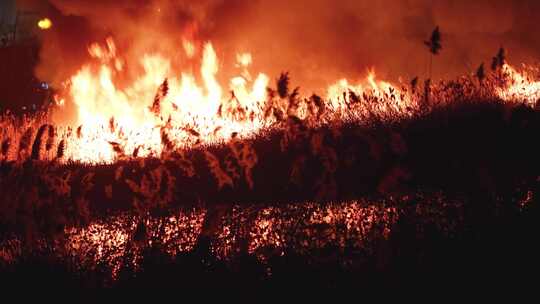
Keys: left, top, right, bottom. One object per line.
{"left": 1, "top": 59, "right": 540, "bottom": 287}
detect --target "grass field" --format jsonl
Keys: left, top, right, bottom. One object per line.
{"left": 1, "top": 71, "right": 539, "bottom": 288}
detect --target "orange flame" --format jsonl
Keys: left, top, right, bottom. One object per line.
{"left": 57, "top": 38, "right": 273, "bottom": 163}
{"left": 2, "top": 36, "right": 538, "bottom": 165}
{"left": 10, "top": 34, "right": 534, "bottom": 165}
{"left": 496, "top": 64, "right": 540, "bottom": 106}
{"left": 46, "top": 36, "right": 420, "bottom": 163}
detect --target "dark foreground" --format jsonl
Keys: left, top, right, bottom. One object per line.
{"left": 1, "top": 99, "right": 539, "bottom": 290}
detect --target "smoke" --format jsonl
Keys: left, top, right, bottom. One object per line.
{"left": 16, "top": 0, "right": 540, "bottom": 92}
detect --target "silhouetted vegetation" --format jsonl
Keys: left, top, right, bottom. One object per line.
{"left": 424, "top": 26, "right": 442, "bottom": 56}
{"left": 476, "top": 63, "right": 485, "bottom": 83}
{"left": 492, "top": 47, "right": 506, "bottom": 71}
{"left": 1, "top": 64, "right": 539, "bottom": 289}
{"left": 425, "top": 26, "right": 442, "bottom": 78}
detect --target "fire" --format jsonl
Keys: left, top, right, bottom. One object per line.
{"left": 44, "top": 36, "right": 419, "bottom": 163}
{"left": 37, "top": 18, "right": 52, "bottom": 30}
{"left": 7, "top": 36, "right": 537, "bottom": 164}
{"left": 58, "top": 37, "right": 273, "bottom": 163}
{"left": 326, "top": 70, "right": 413, "bottom": 120}
{"left": 496, "top": 64, "right": 540, "bottom": 106}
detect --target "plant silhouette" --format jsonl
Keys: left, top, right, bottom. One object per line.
{"left": 424, "top": 26, "right": 442, "bottom": 78}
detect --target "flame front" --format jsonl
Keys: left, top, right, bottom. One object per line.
{"left": 55, "top": 37, "right": 413, "bottom": 164}
{"left": 495, "top": 64, "right": 540, "bottom": 106}
{"left": 4, "top": 36, "right": 538, "bottom": 164}
{"left": 61, "top": 38, "right": 273, "bottom": 163}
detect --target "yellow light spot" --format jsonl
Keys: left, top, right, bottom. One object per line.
{"left": 38, "top": 18, "right": 52, "bottom": 30}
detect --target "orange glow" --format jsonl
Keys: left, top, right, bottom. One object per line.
{"left": 2, "top": 33, "right": 537, "bottom": 164}
{"left": 496, "top": 64, "right": 540, "bottom": 106}
{"left": 0, "top": 201, "right": 406, "bottom": 277}
{"left": 49, "top": 37, "right": 417, "bottom": 163}
{"left": 38, "top": 18, "right": 52, "bottom": 30}
{"left": 56, "top": 38, "right": 273, "bottom": 163}
{"left": 326, "top": 70, "right": 412, "bottom": 119}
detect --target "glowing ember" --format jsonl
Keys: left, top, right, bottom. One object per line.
{"left": 0, "top": 195, "right": 466, "bottom": 280}
{"left": 37, "top": 18, "right": 52, "bottom": 30}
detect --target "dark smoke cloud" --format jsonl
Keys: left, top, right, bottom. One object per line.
{"left": 16, "top": 0, "right": 540, "bottom": 92}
